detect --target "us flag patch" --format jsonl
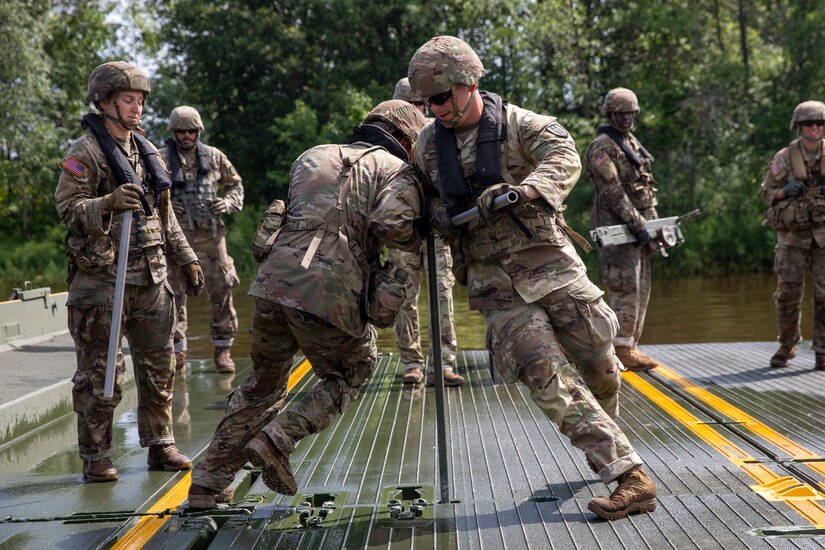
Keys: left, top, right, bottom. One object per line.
{"left": 770, "top": 161, "right": 781, "bottom": 176}
{"left": 61, "top": 156, "right": 87, "bottom": 178}
{"left": 595, "top": 151, "right": 608, "bottom": 167}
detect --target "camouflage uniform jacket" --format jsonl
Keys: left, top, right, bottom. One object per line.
{"left": 56, "top": 129, "right": 197, "bottom": 299}
{"left": 415, "top": 101, "right": 585, "bottom": 311}
{"left": 761, "top": 138, "right": 825, "bottom": 249}
{"left": 585, "top": 131, "right": 658, "bottom": 233}
{"left": 249, "top": 142, "right": 422, "bottom": 337}
{"left": 159, "top": 142, "right": 244, "bottom": 235}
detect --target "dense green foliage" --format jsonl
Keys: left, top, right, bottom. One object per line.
{"left": 3, "top": 0, "right": 825, "bottom": 287}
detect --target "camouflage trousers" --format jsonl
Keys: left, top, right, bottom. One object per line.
{"left": 387, "top": 237, "right": 457, "bottom": 370}
{"left": 192, "top": 297, "right": 376, "bottom": 491}
{"left": 773, "top": 243, "right": 825, "bottom": 352}
{"left": 598, "top": 242, "right": 652, "bottom": 349}
{"left": 484, "top": 276, "right": 640, "bottom": 483}
{"left": 168, "top": 226, "right": 239, "bottom": 350}
{"left": 67, "top": 275, "right": 177, "bottom": 461}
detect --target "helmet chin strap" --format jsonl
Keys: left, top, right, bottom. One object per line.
{"left": 105, "top": 93, "right": 140, "bottom": 131}
{"left": 442, "top": 86, "right": 478, "bottom": 129}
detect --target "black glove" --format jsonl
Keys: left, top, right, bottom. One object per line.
{"left": 783, "top": 178, "right": 805, "bottom": 198}
{"left": 413, "top": 217, "right": 431, "bottom": 239}
{"left": 633, "top": 227, "right": 651, "bottom": 247}
{"left": 477, "top": 184, "right": 529, "bottom": 222}
{"left": 430, "top": 203, "right": 462, "bottom": 237}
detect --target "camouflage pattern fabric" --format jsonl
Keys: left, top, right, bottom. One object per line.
{"left": 160, "top": 142, "right": 243, "bottom": 349}
{"left": 386, "top": 236, "right": 457, "bottom": 370}
{"left": 192, "top": 139, "right": 421, "bottom": 492}
{"left": 56, "top": 129, "right": 195, "bottom": 460}
{"left": 86, "top": 61, "right": 150, "bottom": 103}
{"left": 585, "top": 131, "right": 657, "bottom": 348}
{"left": 408, "top": 35, "right": 484, "bottom": 98}
{"left": 761, "top": 138, "right": 825, "bottom": 352}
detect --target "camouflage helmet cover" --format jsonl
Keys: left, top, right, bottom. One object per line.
{"left": 790, "top": 101, "right": 825, "bottom": 130}
{"left": 85, "top": 61, "right": 151, "bottom": 104}
{"left": 363, "top": 99, "right": 427, "bottom": 143}
{"left": 392, "top": 78, "right": 418, "bottom": 103}
{"left": 600, "top": 87, "right": 640, "bottom": 116}
{"left": 408, "top": 35, "right": 484, "bottom": 99}
{"left": 168, "top": 105, "right": 205, "bottom": 132}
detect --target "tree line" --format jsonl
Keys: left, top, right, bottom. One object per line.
{"left": 3, "top": 0, "right": 825, "bottom": 288}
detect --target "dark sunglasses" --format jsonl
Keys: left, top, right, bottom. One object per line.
{"left": 175, "top": 129, "right": 198, "bottom": 135}
{"left": 799, "top": 120, "right": 825, "bottom": 128}
{"left": 424, "top": 90, "right": 453, "bottom": 107}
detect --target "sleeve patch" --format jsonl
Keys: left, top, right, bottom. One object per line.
{"left": 61, "top": 156, "right": 87, "bottom": 178}
{"left": 595, "top": 151, "right": 609, "bottom": 167}
{"left": 546, "top": 121, "right": 569, "bottom": 138}
{"left": 770, "top": 161, "right": 781, "bottom": 176}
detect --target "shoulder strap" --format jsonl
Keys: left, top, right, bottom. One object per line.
{"left": 596, "top": 124, "right": 643, "bottom": 169}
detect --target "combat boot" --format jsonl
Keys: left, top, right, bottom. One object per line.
{"left": 214, "top": 346, "right": 235, "bottom": 373}
{"left": 587, "top": 465, "right": 657, "bottom": 521}
{"left": 615, "top": 346, "right": 657, "bottom": 372}
{"left": 147, "top": 444, "right": 192, "bottom": 471}
{"left": 770, "top": 344, "right": 797, "bottom": 368}
{"left": 175, "top": 351, "right": 186, "bottom": 371}
{"left": 187, "top": 484, "right": 235, "bottom": 510}
{"left": 426, "top": 369, "right": 465, "bottom": 387}
{"left": 244, "top": 432, "right": 298, "bottom": 495}
{"left": 816, "top": 353, "right": 825, "bottom": 371}
{"left": 83, "top": 458, "right": 118, "bottom": 482}
{"left": 403, "top": 366, "right": 424, "bottom": 384}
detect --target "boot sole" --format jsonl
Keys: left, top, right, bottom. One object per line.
{"left": 244, "top": 437, "right": 298, "bottom": 495}
{"left": 587, "top": 498, "right": 657, "bottom": 520}
{"left": 147, "top": 459, "right": 192, "bottom": 471}
{"left": 83, "top": 471, "right": 118, "bottom": 482}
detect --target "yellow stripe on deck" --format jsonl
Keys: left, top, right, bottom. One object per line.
{"left": 623, "top": 370, "right": 825, "bottom": 527}
{"left": 112, "top": 358, "right": 313, "bottom": 550}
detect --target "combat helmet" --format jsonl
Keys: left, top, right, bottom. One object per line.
{"left": 363, "top": 99, "right": 426, "bottom": 144}
{"left": 790, "top": 101, "right": 825, "bottom": 130}
{"left": 600, "top": 88, "right": 640, "bottom": 116}
{"left": 86, "top": 61, "right": 151, "bottom": 104}
{"left": 392, "top": 78, "right": 418, "bottom": 103}
{"left": 168, "top": 106, "right": 205, "bottom": 132}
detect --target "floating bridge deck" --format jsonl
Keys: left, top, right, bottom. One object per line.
{"left": 2, "top": 335, "right": 825, "bottom": 549}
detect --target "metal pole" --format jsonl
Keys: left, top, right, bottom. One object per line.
{"left": 104, "top": 210, "right": 132, "bottom": 399}
{"left": 450, "top": 191, "right": 520, "bottom": 226}
{"left": 426, "top": 232, "right": 450, "bottom": 503}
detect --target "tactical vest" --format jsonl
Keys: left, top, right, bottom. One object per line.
{"left": 765, "top": 139, "right": 825, "bottom": 231}
{"left": 166, "top": 140, "right": 219, "bottom": 233}
{"left": 596, "top": 125, "right": 657, "bottom": 211}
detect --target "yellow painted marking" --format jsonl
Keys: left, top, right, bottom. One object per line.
{"left": 622, "top": 371, "right": 825, "bottom": 526}
{"left": 112, "top": 358, "right": 312, "bottom": 549}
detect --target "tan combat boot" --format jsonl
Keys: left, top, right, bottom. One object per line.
{"left": 615, "top": 346, "right": 657, "bottom": 372}
{"left": 175, "top": 351, "right": 186, "bottom": 371}
{"left": 83, "top": 457, "right": 118, "bottom": 482}
{"left": 403, "top": 365, "right": 424, "bottom": 384}
{"left": 588, "top": 465, "right": 657, "bottom": 520}
{"left": 770, "top": 344, "right": 797, "bottom": 368}
{"left": 244, "top": 433, "right": 298, "bottom": 495}
{"left": 187, "top": 484, "right": 235, "bottom": 510}
{"left": 214, "top": 346, "right": 236, "bottom": 373}
{"left": 147, "top": 444, "right": 192, "bottom": 471}
{"left": 816, "top": 353, "right": 825, "bottom": 371}
{"left": 426, "top": 368, "right": 465, "bottom": 387}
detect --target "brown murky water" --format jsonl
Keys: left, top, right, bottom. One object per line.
{"left": 181, "top": 272, "right": 819, "bottom": 360}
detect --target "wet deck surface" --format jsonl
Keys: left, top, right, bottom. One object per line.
{"left": 2, "top": 340, "right": 825, "bottom": 548}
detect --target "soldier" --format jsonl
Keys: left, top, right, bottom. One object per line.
{"left": 761, "top": 101, "right": 825, "bottom": 370}
{"left": 187, "top": 100, "right": 426, "bottom": 508}
{"left": 409, "top": 36, "right": 656, "bottom": 520}
{"left": 388, "top": 77, "right": 463, "bottom": 386}
{"left": 160, "top": 106, "right": 244, "bottom": 374}
{"left": 56, "top": 62, "right": 201, "bottom": 482}
{"left": 585, "top": 88, "right": 659, "bottom": 371}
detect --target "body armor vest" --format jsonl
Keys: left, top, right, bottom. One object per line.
{"left": 165, "top": 140, "right": 218, "bottom": 232}
{"left": 766, "top": 139, "right": 825, "bottom": 232}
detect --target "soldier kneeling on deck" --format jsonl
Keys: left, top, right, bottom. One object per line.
{"left": 187, "top": 100, "right": 426, "bottom": 508}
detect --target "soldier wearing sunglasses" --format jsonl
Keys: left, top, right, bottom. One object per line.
{"left": 761, "top": 101, "right": 825, "bottom": 370}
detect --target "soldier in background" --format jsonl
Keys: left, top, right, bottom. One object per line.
{"left": 388, "top": 77, "right": 463, "bottom": 386}
{"left": 761, "top": 101, "right": 825, "bottom": 370}
{"left": 187, "top": 101, "right": 425, "bottom": 508}
{"left": 160, "top": 106, "right": 244, "bottom": 374}
{"left": 56, "top": 62, "right": 201, "bottom": 482}
{"left": 409, "top": 36, "right": 657, "bottom": 521}
{"left": 585, "top": 88, "right": 659, "bottom": 371}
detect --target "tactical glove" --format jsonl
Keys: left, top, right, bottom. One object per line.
{"left": 104, "top": 183, "right": 144, "bottom": 213}
{"left": 209, "top": 198, "right": 229, "bottom": 216}
{"left": 476, "top": 184, "right": 529, "bottom": 222}
{"left": 183, "top": 261, "right": 205, "bottom": 296}
{"left": 430, "top": 203, "right": 462, "bottom": 237}
{"left": 633, "top": 228, "right": 651, "bottom": 247}
{"left": 783, "top": 178, "right": 805, "bottom": 198}
{"left": 413, "top": 217, "right": 431, "bottom": 239}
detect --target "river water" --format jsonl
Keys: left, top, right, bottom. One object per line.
{"left": 180, "top": 272, "right": 818, "bottom": 360}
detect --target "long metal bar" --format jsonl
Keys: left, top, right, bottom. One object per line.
{"left": 104, "top": 210, "right": 132, "bottom": 399}
{"left": 450, "top": 191, "right": 519, "bottom": 226}
{"left": 426, "top": 233, "right": 450, "bottom": 503}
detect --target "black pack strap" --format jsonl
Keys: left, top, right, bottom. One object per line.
{"left": 596, "top": 124, "right": 651, "bottom": 170}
